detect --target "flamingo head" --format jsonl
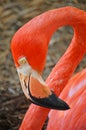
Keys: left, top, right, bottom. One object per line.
{"left": 11, "top": 18, "right": 69, "bottom": 110}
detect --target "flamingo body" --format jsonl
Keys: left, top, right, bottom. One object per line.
{"left": 47, "top": 69, "right": 86, "bottom": 130}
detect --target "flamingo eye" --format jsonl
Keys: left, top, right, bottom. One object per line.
{"left": 18, "top": 57, "right": 27, "bottom": 66}
{"left": 17, "top": 57, "right": 32, "bottom": 76}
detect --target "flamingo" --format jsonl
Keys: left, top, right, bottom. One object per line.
{"left": 11, "top": 6, "right": 86, "bottom": 130}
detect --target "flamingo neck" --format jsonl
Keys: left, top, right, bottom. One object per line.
{"left": 19, "top": 7, "right": 86, "bottom": 130}
{"left": 43, "top": 7, "right": 86, "bottom": 95}
{"left": 34, "top": 6, "right": 86, "bottom": 45}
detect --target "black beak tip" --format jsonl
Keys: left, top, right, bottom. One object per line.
{"left": 66, "top": 103, "right": 70, "bottom": 109}
{"left": 61, "top": 100, "right": 70, "bottom": 110}
{"left": 49, "top": 92, "right": 70, "bottom": 110}
{"left": 29, "top": 91, "right": 70, "bottom": 110}
{"left": 65, "top": 104, "right": 70, "bottom": 110}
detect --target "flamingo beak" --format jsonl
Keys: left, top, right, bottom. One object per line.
{"left": 18, "top": 70, "right": 70, "bottom": 110}
{"left": 28, "top": 73, "right": 70, "bottom": 110}
{"left": 17, "top": 57, "right": 70, "bottom": 110}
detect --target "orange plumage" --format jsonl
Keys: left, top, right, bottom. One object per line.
{"left": 47, "top": 69, "right": 86, "bottom": 130}
{"left": 11, "top": 6, "right": 86, "bottom": 130}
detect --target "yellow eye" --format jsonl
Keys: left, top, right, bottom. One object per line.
{"left": 18, "top": 57, "right": 27, "bottom": 66}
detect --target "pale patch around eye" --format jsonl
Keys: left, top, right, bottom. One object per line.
{"left": 18, "top": 56, "right": 28, "bottom": 66}
{"left": 17, "top": 56, "right": 32, "bottom": 76}
{"left": 17, "top": 60, "right": 32, "bottom": 76}
{"left": 18, "top": 64, "right": 31, "bottom": 75}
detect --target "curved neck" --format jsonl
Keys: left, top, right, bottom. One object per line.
{"left": 44, "top": 7, "right": 86, "bottom": 95}
{"left": 29, "top": 6, "right": 86, "bottom": 72}
{"left": 35, "top": 6, "right": 86, "bottom": 45}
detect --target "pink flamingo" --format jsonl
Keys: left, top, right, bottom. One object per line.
{"left": 11, "top": 6, "right": 86, "bottom": 130}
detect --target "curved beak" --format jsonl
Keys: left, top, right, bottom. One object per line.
{"left": 18, "top": 68, "right": 70, "bottom": 110}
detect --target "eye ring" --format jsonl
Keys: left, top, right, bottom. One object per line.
{"left": 18, "top": 57, "right": 27, "bottom": 66}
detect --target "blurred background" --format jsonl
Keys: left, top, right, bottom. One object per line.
{"left": 0, "top": 0, "right": 86, "bottom": 130}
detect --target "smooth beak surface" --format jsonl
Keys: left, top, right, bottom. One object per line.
{"left": 30, "top": 93, "right": 70, "bottom": 110}
{"left": 18, "top": 67, "right": 70, "bottom": 110}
